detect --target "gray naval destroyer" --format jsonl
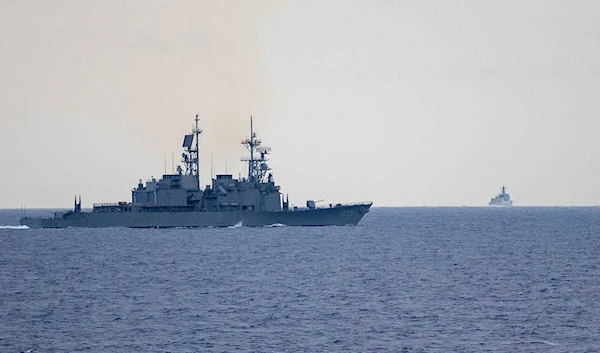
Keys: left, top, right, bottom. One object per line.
{"left": 488, "top": 185, "right": 513, "bottom": 206}
{"left": 21, "top": 115, "right": 372, "bottom": 228}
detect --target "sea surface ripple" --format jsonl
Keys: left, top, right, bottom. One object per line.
{"left": 1, "top": 207, "right": 599, "bottom": 352}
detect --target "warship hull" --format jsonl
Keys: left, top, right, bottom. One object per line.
{"left": 20, "top": 203, "right": 371, "bottom": 229}
{"left": 488, "top": 200, "right": 513, "bottom": 207}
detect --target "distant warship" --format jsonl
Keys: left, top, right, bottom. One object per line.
{"left": 20, "top": 115, "right": 372, "bottom": 228}
{"left": 489, "top": 185, "right": 513, "bottom": 206}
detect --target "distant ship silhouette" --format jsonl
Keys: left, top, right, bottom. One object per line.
{"left": 489, "top": 185, "right": 513, "bottom": 206}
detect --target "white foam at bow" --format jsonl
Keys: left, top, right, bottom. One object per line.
{"left": 228, "top": 220, "right": 243, "bottom": 228}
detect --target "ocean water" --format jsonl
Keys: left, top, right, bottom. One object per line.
{"left": 1, "top": 207, "right": 599, "bottom": 352}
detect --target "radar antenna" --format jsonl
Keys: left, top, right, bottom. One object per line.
{"left": 241, "top": 116, "right": 272, "bottom": 183}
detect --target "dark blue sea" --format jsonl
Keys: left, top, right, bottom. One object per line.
{"left": 1, "top": 207, "right": 599, "bottom": 352}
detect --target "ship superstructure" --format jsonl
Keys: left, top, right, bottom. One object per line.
{"left": 489, "top": 185, "right": 513, "bottom": 206}
{"left": 20, "top": 115, "right": 371, "bottom": 228}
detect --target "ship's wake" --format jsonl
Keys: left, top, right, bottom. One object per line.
{"left": 228, "top": 220, "right": 243, "bottom": 228}
{"left": 0, "top": 225, "right": 29, "bottom": 229}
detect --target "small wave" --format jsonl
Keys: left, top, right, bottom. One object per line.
{"left": 0, "top": 225, "right": 29, "bottom": 229}
{"left": 228, "top": 220, "right": 243, "bottom": 228}
{"left": 537, "top": 341, "right": 558, "bottom": 346}
{"left": 264, "top": 223, "right": 286, "bottom": 228}
{"left": 504, "top": 340, "right": 559, "bottom": 347}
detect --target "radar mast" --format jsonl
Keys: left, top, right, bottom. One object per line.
{"left": 241, "top": 116, "right": 271, "bottom": 183}
{"left": 181, "top": 114, "right": 203, "bottom": 189}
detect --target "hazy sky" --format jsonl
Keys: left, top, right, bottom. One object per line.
{"left": 1, "top": 0, "right": 600, "bottom": 208}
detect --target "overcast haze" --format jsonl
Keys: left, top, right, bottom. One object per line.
{"left": 1, "top": 0, "right": 599, "bottom": 208}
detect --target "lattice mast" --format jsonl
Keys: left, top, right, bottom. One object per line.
{"left": 241, "top": 116, "right": 271, "bottom": 183}
{"left": 181, "top": 114, "right": 203, "bottom": 189}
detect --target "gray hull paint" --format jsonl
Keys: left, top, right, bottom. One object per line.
{"left": 20, "top": 204, "right": 371, "bottom": 229}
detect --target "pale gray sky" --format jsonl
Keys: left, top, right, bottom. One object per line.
{"left": 1, "top": 0, "right": 599, "bottom": 208}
